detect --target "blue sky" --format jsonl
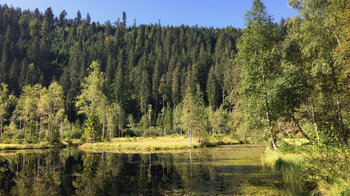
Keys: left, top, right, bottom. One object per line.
{"left": 1, "top": 0, "right": 297, "bottom": 28}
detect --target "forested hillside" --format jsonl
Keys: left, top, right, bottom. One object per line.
{"left": 0, "top": 4, "right": 244, "bottom": 142}
{"left": 0, "top": 0, "right": 349, "bottom": 146}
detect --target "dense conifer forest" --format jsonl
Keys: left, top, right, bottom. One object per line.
{"left": 0, "top": 0, "right": 349, "bottom": 148}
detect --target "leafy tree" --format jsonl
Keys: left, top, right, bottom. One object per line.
{"left": 181, "top": 87, "right": 195, "bottom": 146}
{"left": 288, "top": 0, "right": 350, "bottom": 142}
{"left": 0, "top": 83, "right": 15, "bottom": 138}
{"left": 15, "top": 84, "right": 42, "bottom": 141}
{"left": 208, "top": 106, "right": 229, "bottom": 135}
{"left": 37, "top": 82, "right": 65, "bottom": 143}
{"left": 76, "top": 61, "right": 106, "bottom": 116}
{"left": 181, "top": 84, "right": 206, "bottom": 145}
{"left": 106, "top": 102, "right": 123, "bottom": 138}
{"left": 173, "top": 103, "right": 183, "bottom": 135}
{"left": 237, "top": 0, "right": 281, "bottom": 149}
{"left": 76, "top": 61, "right": 106, "bottom": 142}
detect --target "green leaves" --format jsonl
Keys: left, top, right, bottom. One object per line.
{"left": 237, "top": 0, "right": 281, "bottom": 131}
{"left": 76, "top": 61, "right": 106, "bottom": 116}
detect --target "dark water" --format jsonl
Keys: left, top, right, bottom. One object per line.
{"left": 0, "top": 145, "right": 286, "bottom": 195}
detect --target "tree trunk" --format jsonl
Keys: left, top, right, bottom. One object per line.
{"left": 155, "top": 93, "right": 158, "bottom": 114}
{"left": 39, "top": 118, "right": 42, "bottom": 142}
{"left": 189, "top": 127, "right": 192, "bottom": 147}
{"left": 198, "top": 131, "right": 201, "bottom": 143}
{"left": 0, "top": 122, "right": 2, "bottom": 140}
{"left": 266, "top": 108, "right": 277, "bottom": 150}
{"left": 309, "top": 97, "right": 320, "bottom": 142}
{"left": 330, "top": 63, "right": 345, "bottom": 141}
{"left": 24, "top": 123, "right": 27, "bottom": 140}
{"left": 102, "top": 124, "right": 105, "bottom": 141}
{"left": 163, "top": 106, "right": 166, "bottom": 136}
{"left": 292, "top": 113, "right": 310, "bottom": 140}
{"left": 262, "top": 66, "right": 277, "bottom": 149}
{"left": 222, "top": 88, "right": 225, "bottom": 105}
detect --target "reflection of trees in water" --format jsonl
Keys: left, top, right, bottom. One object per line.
{"left": 0, "top": 159, "right": 15, "bottom": 195}
{"left": 0, "top": 148, "right": 284, "bottom": 195}
{"left": 170, "top": 148, "right": 279, "bottom": 195}
{"left": 0, "top": 150, "right": 84, "bottom": 195}
{"left": 73, "top": 152, "right": 184, "bottom": 195}
{"left": 0, "top": 150, "right": 67, "bottom": 196}
{"left": 0, "top": 150, "right": 187, "bottom": 195}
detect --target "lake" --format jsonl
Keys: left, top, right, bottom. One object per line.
{"left": 0, "top": 145, "right": 287, "bottom": 195}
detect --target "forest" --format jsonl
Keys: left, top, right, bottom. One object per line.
{"left": 0, "top": 0, "right": 349, "bottom": 194}
{"left": 0, "top": 0, "right": 349, "bottom": 146}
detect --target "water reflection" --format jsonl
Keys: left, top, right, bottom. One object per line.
{"left": 0, "top": 146, "right": 285, "bottom": 195}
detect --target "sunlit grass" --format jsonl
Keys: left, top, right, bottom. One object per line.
{"left": 262, "top": 138, "right": 350, "bottom": 195}
{"left": 261, "top": 148, "right": 302, "bottom": 168}
{"left": 279, "top": 138, "right": 310, "bottom": 146}
{"left": 0, "top": 143, "right": 64, "bottom": 150}
{"left": 79, "top": 135, "right": 242, "bottom": 152}
{"left": 317, "top": 179, "right": 350, "bottom": 196}
{"left": 79, "top": 136, "right": 201, "bottom": 151}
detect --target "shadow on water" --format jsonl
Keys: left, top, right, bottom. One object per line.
{"left": 0, "top": 146, "right": 294, "bottom": 195}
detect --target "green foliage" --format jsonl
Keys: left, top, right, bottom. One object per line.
{"left": 208, "top": 106, "right": 229, "bottom": 135}
{"left": 76, "top": 61, "right": 106, "bottom": 116}
{"left": 286, "top": 0, "right": 350, "bottom": 143}
{"left": 82, "top": 112, "right": 102, "bottom": 143}
{"left": 237, "top": 0, "right": 282, "bottom": 148}
{"left": 0, "top": 0, "right": 349, "bottom": 156}
{"left": 0, "top": 83, "right": 16, "bottom": 138}
{"left": 264, "top": 141, "right": 350, "bottom": 194}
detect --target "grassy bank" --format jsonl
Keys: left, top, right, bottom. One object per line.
{"left": 79, "top": 136, "right": 240, "bottom": 151}
{"left": 262, "top": 139, "right": 350, "bottom": 195}
{"left": 0, "top": 142, "right": 66, "bottom": 150}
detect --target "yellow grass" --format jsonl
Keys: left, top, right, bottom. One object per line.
{"left": 79, "top": 136, "right": 201, "bottom": 151}
{"left": 261, "top": 147, "right": 302, "bottom": 168}
{"left": 0, "top": 143, "right": 64, "bottom": 150}
{"left": 280, "top": 138, "right": 310, "bottom": 146}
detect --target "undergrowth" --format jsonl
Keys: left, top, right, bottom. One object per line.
{"left": 262, "top": 140, "right": 350, "bottom": 195}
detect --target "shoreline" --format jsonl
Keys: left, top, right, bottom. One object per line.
{"left": 0, "top": 136, "right": 244, "bottom": 152}
{"left": 78, "top": 136, "right": 241, "bottom": 152}
{"left": 0, "top": 143, "right": 66, "bottom": 151}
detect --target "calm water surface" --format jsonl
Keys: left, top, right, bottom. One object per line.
{"left": 0, "top": 145, "right": 287, "bottom": 195}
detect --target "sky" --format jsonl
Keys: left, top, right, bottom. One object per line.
{"left": 1, "top": 0, "right": 298, "bottom": 28}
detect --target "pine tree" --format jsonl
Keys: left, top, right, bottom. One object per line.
{"left": 206, "top": 66, "right": 219, "bottom": 109}
{"left": 139, "top": 70, "right": 150, "bottom": 114}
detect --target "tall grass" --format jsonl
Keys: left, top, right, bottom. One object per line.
{"left": 261, "top": 148, "right": 309, "bottom": 193}
{"left": 262, "top": 140, "right": 350, "bottom": 195}
{"left": 317, "top": 179, "right": 350, "bottom": 196}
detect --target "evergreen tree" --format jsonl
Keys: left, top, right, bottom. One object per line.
{"left": 206, "top": 66, "right": 219, "bottom": 109}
